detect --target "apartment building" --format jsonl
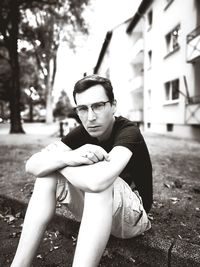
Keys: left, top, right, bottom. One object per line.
{"left": 140, "top": 0, "right": 200, "bottom": 140}
{"left": 93, "top": 0, "right": 200, "bottom": 140}
{"left": 93, "top": 18, "right": 145, "bottom": 125}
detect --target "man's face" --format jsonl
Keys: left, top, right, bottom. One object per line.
{"left": 75, "top": 84, "right": 116, "bottom": 141}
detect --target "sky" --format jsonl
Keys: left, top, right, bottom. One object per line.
{"left": 54, "top": 0, "right": 142, "bottom": 103}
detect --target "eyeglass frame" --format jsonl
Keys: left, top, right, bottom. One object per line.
{"left": 75, "top": 101, "right": 111, "bottom": 117}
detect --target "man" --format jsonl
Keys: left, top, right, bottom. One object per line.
{"left": 11, "top": 75, "right": 153, "bottom": 267}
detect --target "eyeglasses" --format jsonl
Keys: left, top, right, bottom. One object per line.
{"left": 75, "top": 101, "right": 110, "bottom": 117}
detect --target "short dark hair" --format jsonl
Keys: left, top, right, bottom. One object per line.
{"left": 73, "top": 74, "right": 115, "bottom": 104}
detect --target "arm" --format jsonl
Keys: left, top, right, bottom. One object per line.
{"left": 59, "top": 146, "right": 132, "bottom": 193}
{"left": 25, "top": 141, "right": 109, "bottom": 177}
{"left": 25, "top": 141, "right": 71, "bottom": 177}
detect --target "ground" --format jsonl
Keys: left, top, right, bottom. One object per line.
{"left": 0, "top": 130, "right": 200, "bottom": 266}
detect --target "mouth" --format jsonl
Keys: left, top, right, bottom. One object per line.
{"left": 87, "top": 125, "right": 101, "bottom": 130}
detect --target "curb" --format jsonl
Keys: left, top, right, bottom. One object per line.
{"left": 1, "top": 196, "right": 200, "bottom": 267}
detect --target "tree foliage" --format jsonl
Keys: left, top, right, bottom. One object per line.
{"left": 0, "top": 0, "right": 89, "bottom": 132}
{"left": 53, "top": 90, "right": 73, "bottom": 118}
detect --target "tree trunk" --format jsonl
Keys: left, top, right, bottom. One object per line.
{"left": 45, "top": 57, "right": 55, "bottom": 123}
{"left": 29, "top": 98, "right": 33, "bottom": 122}
{"left": 9, "top": 2, "right": 25, "bottom": 133}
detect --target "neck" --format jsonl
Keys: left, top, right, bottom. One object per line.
{"left": 98, "top": 116, "right": 115, "bottom": 142}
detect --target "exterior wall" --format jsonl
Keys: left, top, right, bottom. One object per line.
{"left": 143, "top": 0, "right": 200, "bottom": 140}
{"left": 97, "top": 20, "right": 144, "bottom": 123}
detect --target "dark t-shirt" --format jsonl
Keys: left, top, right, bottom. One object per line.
{"left": 61, "top": 116, "right": 153, "bottom": 213}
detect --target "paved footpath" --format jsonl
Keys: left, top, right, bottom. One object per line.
{"left": 0, "top": 122, "right": 59, "bottom": 145}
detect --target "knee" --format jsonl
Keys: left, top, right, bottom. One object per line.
{"left": 28, "top": 175, "right": 58, "bottom": 223}
{"left": 84, "top": 184, "right": 114, "bottom": 206}
{"left": 32, "top": 173, "right": 58, "bottom": 198}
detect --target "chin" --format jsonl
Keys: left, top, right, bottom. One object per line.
{"left": 89, "top": 132, "right": 101, "bottom": 138}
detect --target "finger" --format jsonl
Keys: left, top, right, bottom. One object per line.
{"left": 81, "top": 156, "right": 94, "bottom": 165}
{"left": 85, "top": 152, "right": 99, "bottom": 163}
{"left": 93, "top": 150, "right": 104, "bottom": 161}
{"left": 96, "top": 148, "right": 110, "bottom": 161}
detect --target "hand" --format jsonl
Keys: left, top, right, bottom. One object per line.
{"left": 77, "top": 144, "right": 110, "bottom": 163}
{"left": 67, "top": 144, "right": 110, "bottom": 166}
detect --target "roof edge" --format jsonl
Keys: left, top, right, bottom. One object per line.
{"left": 93, "top": 31, "right": 113, "bottom": 74}
{"left": 126, "top": 0, "right": 153, "bottom": 33}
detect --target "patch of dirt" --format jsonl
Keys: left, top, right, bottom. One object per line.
{"left": 146, "top": 134, "right": 200, "bottom": 246}
{"left": 0, "top": 196, "right": 149, "bottom": 267}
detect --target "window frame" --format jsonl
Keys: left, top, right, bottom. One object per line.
{"left": 164, "top": 24, "right": 181, "bottom": 57}
{"left": 147, "top": 9, "right": 153, "bottom": 30}
{"left": 164, "top": 78, "right": 180, "bottom": 104}
{"left": 147, "top": 50, "right": 152, "bottom": 69}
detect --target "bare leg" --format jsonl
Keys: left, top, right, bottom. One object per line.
{"left": 72, "top": 184, "right": 113, "bottom": 267}
{"left": 11, "top": 174, "right": 58, "bottom": 267}
{"left": 66, "top": 181, "right": 84, "bottom": 221}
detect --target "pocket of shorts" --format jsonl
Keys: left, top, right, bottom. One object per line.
{"left": 124, "top": 207, "right": 143, "bottom": 226}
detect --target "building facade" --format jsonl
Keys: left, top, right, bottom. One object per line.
{"left": 93, "top": 0, "right": 200, "bottom": 140}
{"left": 94, "top": 19, "right": 145, "bottom": 126}
{"left": 142, "top": 0, "right": 200, "bottom": 140}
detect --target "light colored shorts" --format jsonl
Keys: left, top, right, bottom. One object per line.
{"left": 56, "top": 177, "right": 151, "bottom": 239}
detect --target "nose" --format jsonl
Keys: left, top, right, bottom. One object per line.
{"left": 87, "top": 107, "right": 96, "bottom": 121}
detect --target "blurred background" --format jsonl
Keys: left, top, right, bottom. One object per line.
{"left": 0, "top": 0, "right": 200, "bottom": 141}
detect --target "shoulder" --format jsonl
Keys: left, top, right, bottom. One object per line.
{"left": 114, "top": 116, "right": 143, "bottom": 143}
{"left": 61, "top": 124, "right": 91, "bottom": 149}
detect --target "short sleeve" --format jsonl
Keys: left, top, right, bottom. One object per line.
{"left": 61, "top": 125, "right": 93, "bottom": 150}
{"left": 113, "top": 119, "right": 143, "bottom": 153}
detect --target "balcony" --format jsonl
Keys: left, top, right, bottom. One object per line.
{"left": 185, "top": 95, "right": 200, "bottom": 124}
{"left": 131, "top": 38, "right": 144, "bottom": 64}
{"left": 129, "top": 109, "right": 143, "bottom": 123}
{"left": 130, "top": 76, "right": 143, "bottom": 91}
{"left": 186, "top": 26, "right": 200, "bottom": 63}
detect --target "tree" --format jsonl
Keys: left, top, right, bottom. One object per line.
{"left": 0, "top": 0, "right": 89, "bottom": 132}
{"left": 20, "top": 1, "right": 89, "bottom": 123}
{"left": 53, "top": 90, "right": 73, "bottom": 119}
{"left": 0, "top": 0, "right": 24, "bottom": 132}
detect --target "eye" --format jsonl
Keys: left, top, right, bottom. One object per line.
{"left": 77, "top": 106, "right": 88, "bottom": 112}
{"left": 93, "top": 102, "right": 104, "bottom": 110}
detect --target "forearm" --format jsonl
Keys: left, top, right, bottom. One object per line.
{"left": 26, "top": 151, "right": 69, "bottom": 177}
{"left": 60, "top": 161, "right": 118, "bottom": 193}
{"left": 59, "top": 146, "right": 132, "bottom": 193}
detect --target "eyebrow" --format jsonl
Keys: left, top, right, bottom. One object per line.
{"left": 76, "top": 101, "right": 106, "bottom": 107}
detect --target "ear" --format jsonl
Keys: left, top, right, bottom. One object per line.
{"left": 111, "top": 100, "right": 117, "bottom": 114}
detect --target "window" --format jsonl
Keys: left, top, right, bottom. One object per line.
{"left": 147, "top": 89, "right": 152, "bottom": 107}
{"left": 166, "top": 123, "right": 174, "bottom": 132}
{"left": 165, "top": 25, "right": 180, "bottom": 55}
{"left": 147, "top": 50, "right": 152, "bottom": 69}
{"left": 147, "top": 10, "right": 153, "bottom": 29}
{"left": 164, "top": 79, "right": 179, "bottom": 102}
{"left": 147, "top": 122, "right": 151, "bottom": 128}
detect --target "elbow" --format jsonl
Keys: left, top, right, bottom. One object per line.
{"left": 88, "top": 179, "right": 110, "bottom": 193}
{"left": 25, "top": 156, "right": 44, "bottom": 177}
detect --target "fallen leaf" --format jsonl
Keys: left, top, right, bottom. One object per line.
{"left": 36, "top": 254, "right": 43, "bottom": 259}
{"left": 103, "top": 249, "right": 113, "bottom": 259}
{"left": 5, "top": 215, "right": 16, "bottom": 223}
{"left": 15, "top": 212, "right": 21, "bottom": 218}
{"left": 164, "top": 183, "right": 170, "bottom": 188}
{"left": 148, "top": 214, "right": 154, "bottom": 221}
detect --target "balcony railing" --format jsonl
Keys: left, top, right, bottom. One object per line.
{"left": 188, "top": 95, "right": 200, "bottom": 104}
{"left": 187, "top": 26, "right": 200, "bottom": 42}
{"left": 186, "top": 26, "right": 200, "bottom": 62}
{"left": 186, "top": 95, "right": 200, "bottom": 124}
